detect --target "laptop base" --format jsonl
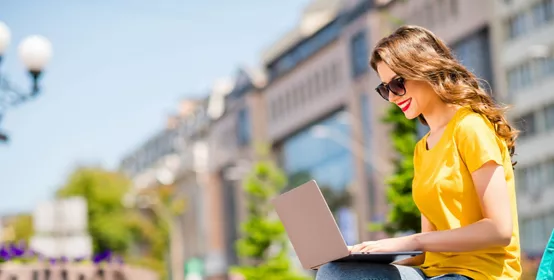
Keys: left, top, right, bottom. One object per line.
{"left": 332, "top": 251, "right": 423, "bottom": 264}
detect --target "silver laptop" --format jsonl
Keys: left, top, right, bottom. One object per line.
{"left": 271, "top": 180, "right": 422, "bottom": 270}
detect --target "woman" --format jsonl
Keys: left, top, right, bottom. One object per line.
{"left": 317, "top": 25, "right": 521, "bottom": 279}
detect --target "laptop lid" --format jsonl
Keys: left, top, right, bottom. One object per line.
{"left": 271, "top": 180, "right": 350, "bottom": 270}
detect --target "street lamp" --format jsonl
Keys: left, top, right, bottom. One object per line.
{"left": 0, "top": 21, "right": 53, "bottom": 142}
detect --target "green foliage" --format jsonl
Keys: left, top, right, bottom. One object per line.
{"left": 56, "top": 167, "right": 135, "bottom": 254}
{"left": 56, "top": 167, "right": 168, "bottom": 279}
{"left": 2, "top": 214, "right": 34, "bottom": 243}
{"left": 231, "top": 159, "right": 309, "bottom": 280}
{"left": 378, "top": 104, "right": 421, "bottom": 235}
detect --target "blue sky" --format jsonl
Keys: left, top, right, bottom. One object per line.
{"left": 0, "top": 0, "right": 311, "bottom": 214}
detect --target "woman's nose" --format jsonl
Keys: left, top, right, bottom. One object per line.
{"left": 388, "top": 91, "right": 399, "bottom": 103}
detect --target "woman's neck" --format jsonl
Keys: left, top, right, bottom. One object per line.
{"left": 423, "top": 103, "right": 460, "bottom": 133}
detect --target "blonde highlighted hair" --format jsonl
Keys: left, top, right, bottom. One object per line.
{"left": 370, "top": 25, "right": 518, "bottom": 166}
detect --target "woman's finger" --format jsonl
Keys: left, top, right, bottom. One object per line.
{"left": 357, "top": 241, "right": 376, "bottom": 252}
{"left": 350, "top": 243, "right": 363, "bottom": 253}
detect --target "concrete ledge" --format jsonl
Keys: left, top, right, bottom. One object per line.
{"left": 0, "top": 263, "right": 158, "bottom": 280}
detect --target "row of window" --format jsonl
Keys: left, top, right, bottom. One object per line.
{"left": 515, "top": 157, "right": 554, "bottom": 195}
{"left": 507, "top": 0, "right": 554, "bottom": 40}
{"left": 120, "top": 105, "right": 210, "bottom": 176}
{"left": 351, "top": 31, "right": 369, "bottom": 77}
{"left": 269, "top": 61, "right": 342, "bottom": 121}
{"left": 451, "top": 28, "right": 495, "bottom": 93}
{"left": 406, "top": 0, "right": 459, "bottom": 28}
{"left": 268, "top": 20, "right": 341, "bottom": 80}
{"left": 121, "top": 129, "right": 179, "bottom": 176}
{"left": 520, "top": 212, "right": 554, "bottom": 253}
{"left": 517, "top": 102, "right": 554, "bottom": 139}
{"left": 507, "top": 50, "right": 554, "bottom": 96}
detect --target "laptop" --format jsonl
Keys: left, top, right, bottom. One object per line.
{"left": 271, "top": 180, "right": 422, "bottom": 270}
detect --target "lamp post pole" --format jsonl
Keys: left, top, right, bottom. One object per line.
{"left": 0, "top": 21, "right": 53, "bottom": 143}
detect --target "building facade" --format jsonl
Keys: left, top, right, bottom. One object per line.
{"left": 116, "top": 0, "right": 554, "bottom": 277}
{"left": 490, "top": 0, "right": 554, "bottom": 255}
{"left": 203, "top": 68, "right": 269, "bottom": 279}
{"left": 119, "top": 98, "right": 212, "bottom": 280}
{"left": 261, "top": 0, "right": 496, "bottom": 245}
{"left": 261, "top": 0, "right": 388, "bottom": 245}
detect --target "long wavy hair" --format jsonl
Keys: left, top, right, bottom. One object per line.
{"left": 370, "top": 25, "right": 518, "bottom": 166}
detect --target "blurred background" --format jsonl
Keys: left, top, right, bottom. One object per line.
{"left": 0, "top": 0, "right": 553, "bottom": 279}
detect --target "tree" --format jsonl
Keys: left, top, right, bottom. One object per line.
{"left": 56, "top": 167, "right": 135, "bottom": 254}
{"left": 56, "top": 167, "right": 169, "bottom": 279}
{"left": 231, "top": 159, "right": 309, "bottom": 280}
{"left": 379, "top": 104, "right": 421, "bottom": 235}
{"left": 1, "top": 214, "right": 34, "bottom": 243}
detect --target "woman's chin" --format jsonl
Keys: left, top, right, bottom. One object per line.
{"left": 403, "top": 111, "right": 419, "bottom": 120}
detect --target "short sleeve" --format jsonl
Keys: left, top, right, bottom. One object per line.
{"left": 455, "top": 113, "right": 504, "bottom": 173}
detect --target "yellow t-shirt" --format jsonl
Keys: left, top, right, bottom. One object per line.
{"left": 412, "top": 107, "right": 521, "bottom": 279}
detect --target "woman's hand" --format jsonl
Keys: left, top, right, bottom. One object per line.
{"left": 350, "top": 235, "right": 420, "bottom": 253}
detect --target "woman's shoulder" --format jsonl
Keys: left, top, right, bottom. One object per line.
{"left": 452, "top": 107, "right": 495, "bottom": 137}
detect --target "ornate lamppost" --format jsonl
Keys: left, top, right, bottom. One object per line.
{"left": 0, "top": 21, "right": 53, "bottom": 142}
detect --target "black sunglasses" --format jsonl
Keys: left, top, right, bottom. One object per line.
{"left": 375, "top": 76, "right": 406, "bottom": 101}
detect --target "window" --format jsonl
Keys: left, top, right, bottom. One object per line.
{"left": 315, "top": 71, "right": 322, "bottom": 94}
{"left": 534, "top": 0, "right": 548, "bottom": 26}
{"left": 546, "top": 104, "right": 554, "bottom": 130}
{"left": 331, "top": 62, "right": 341, "bottom": 86}
{"left": 268, "top": 20, "right": 340, "bottom": 80}
{"left": 518, "top": 112, "right": 537, "bottom": 138}
{"left": 298, "top": 84, "right": 306, "bottom": 106}
{"left": 520, "top": 218, "right": 532, "bottom": 252}
{"left": 518, "top": 158, "right": 554, "bottom": 196}
{"left": 324, "top": 66, "right": 332, "bottom": 90}
{"left": 237, "top": 108, "right": 251, "bottom": 146}
{"left": 525, "top": 214, "right": 553, "bottom": 253}
{"left": 452, "top": 29, "right": 494, "bottom": 93}
{"left": 283, "top": 111, "right": 354, "bottom": 192}
{"left": 507, "top": 13, "right": 528, "bottom": 40}
{"left": 533, "top": 0, "right": 554, "bottom": 26}
{"left": 527, "top": 164, "right": 544, "bottom": 194}
{"left": 515, "top": 168, "right": 526, "bottom": 194}
{"left": 350, "top": 30, "right": 369, "bottom": 77}
{"left": 521, "top": 62, "right": 533, "bottom": 88}
{"left": 220, "top": 170, "right": 239, "bottom": 266}
{"left": 547, "top": 213, "right": 554, "bottom": 236}
{"left": 545, "top": 159, "right": 554, "bottom": 185}
{"left": 286, "top": 90, "right": 293, "bottom": 110}
{"left": 507, "top": 68, "right": 518, "bottom": 97}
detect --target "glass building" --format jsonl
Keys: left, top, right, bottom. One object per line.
{"left": 282, "top": 110, "right": 354, "bottom": 193}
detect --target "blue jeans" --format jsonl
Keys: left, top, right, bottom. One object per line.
{"left": 316, "top": 262, "right": 472, "bottom": 280}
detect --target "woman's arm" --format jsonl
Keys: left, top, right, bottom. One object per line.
{"left": 413, "top": 161, "right": 513, "bottom": 252}
{"left": 393, "top": 215, "right": 435, "bottom": 266}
